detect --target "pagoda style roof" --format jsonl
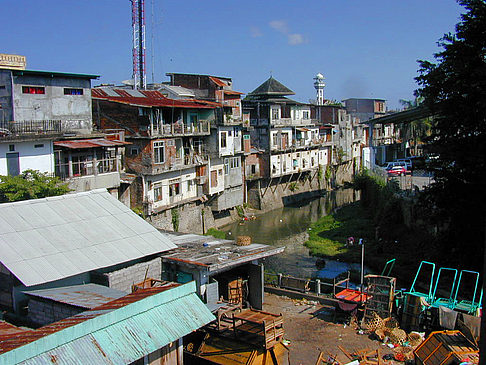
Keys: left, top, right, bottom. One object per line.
{"left": 248, "top": 77, "right": 295, "bottom": 96}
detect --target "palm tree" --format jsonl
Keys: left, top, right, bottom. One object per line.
{"left": 398, "top": 97, "right": 432, "bottom": 156}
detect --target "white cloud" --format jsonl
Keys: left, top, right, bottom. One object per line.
{"left": 250, "top": 26, "right": 263, "bottom": 38}
{"left": 288, "top": 33, "right": 305, "bottom": 45}
{"left": 269, "top": 20, "right": 289, "bottom": 34}
{"left": 269, "top": 20, "right": 305, "bottom": 46}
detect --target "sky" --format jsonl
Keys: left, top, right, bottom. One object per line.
{"left": 2, "top": 0, "right": 464, "bottom": 109}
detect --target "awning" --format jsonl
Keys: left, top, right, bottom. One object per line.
{"left": 296, "top": 127, "right": 310, "bottom": 132}
{"left": 54, "top": 138, "right": 131, "bottom": 149}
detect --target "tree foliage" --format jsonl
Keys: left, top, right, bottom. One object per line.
{"left": 0, "top": 170, "right": 70, "bottom": 203}
{"left": 415, "top": 0, "right": 486, "bottom": 270}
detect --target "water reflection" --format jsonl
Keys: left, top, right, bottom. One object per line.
{"left": 221, "top": 189, "right": 364, "bottom": 279}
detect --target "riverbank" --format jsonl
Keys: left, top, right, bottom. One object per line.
{"left": 303, "top": 200, "right": 436, "bottom": 286}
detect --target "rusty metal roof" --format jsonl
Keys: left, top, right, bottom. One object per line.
{"left": 92, "top": 88, "right": 217, "bottom": 109}
{"left": 160, "top": 231, "right": 285, "bottom": 274}
{"left": 0, "top": 189, "right": 176, "bottom": 287}
{"left": 0, "top": 282, "right": 215, "bottom": 364}
{"left": 209, "top": 76, "right": 228, "bottom": 87}
{"left": 23, "top": 284, "right": 127, "bottom": 309}
{"left": 53, "top": 138, "right": 130, "bottom": 149}
{"left": 0, "top": 322, "right": 26, "bottom": 342}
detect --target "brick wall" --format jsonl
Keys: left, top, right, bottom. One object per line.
{"left": 97, "top": 257, "right": 163, "bottom": 293}
{"left": 28, "top": 298, "right": 83, "bottom": 326}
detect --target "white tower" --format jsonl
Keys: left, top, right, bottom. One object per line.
{"left": 313, "top": 73, "right": 325, "bottom": 106}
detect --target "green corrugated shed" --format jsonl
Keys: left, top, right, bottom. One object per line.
{"left": 0, "top": 281, "right": 215, "bottom": 365}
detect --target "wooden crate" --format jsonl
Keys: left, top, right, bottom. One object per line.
{"left": 414, "top": 330, "right": 478, "bottom": 365}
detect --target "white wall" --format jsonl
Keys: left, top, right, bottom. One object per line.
{"left": 0, "top": 140, "right": 54, "bottom": 175}
{"left": 218, "top": 126, "right": 236, "bottom": 156}
{"left": 208, "top": 162, "right": 224, "bottom": 195}
{"left": 148, "top": 170, "right": 198, "bottom": 211}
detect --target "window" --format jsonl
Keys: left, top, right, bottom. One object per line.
{"left": 303, "top": 111, "right": 310, "bottom": 119}
{"left": 34, "top": 144, "right": 44, "bottom": 148}
{"left": 64, "top": 88, "right": 83, "bottom": 95}
{"left": 130, "top": 147, "right": 139, "bottom": 155}
{"left": 22, "top": 86, "right": 45, "bottom": 94}
{"left": 218, "top": 169, "right": 223, "bottom": 176}
{"left": 0, "top": 85, "right": 6, "bottom": 90}
{"left": 224, "top": 158, "right": 230, "bottom": 175}
{"left": 230, "top": 157, "right": 240, "bottom": 169}
{"left": 153, "top": 141, "right": 165, "bottom": 164}
{"left": 154, "top": 185, "right": 163, "bottom": 201}
{"left": 220, "top": 131, "right": 227, "bottom": 148}
{"left": 8, "top": 144, "right": 15, "bottom": 152}
{"left": 271, "top": 108, "right": 279, "bottom": 120}
{"left": 169, "top": 180, "right": 180, "bottom": 197}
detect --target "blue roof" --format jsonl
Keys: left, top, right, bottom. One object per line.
{"left": 23, "top": 284, "right": 127, "bottom": 309}
{"left": 0, "top": 282, "right": 215, "bottom": 364}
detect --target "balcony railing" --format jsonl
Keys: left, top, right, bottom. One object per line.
{"left": 55, "top": 156, "right": 119, "bottom": 180}
{"left": 271, "top": 138, "right": 326, "bottom": 151}
{"left": 152, "top": 120, "right": 210, "bottom": 136}
{"left": 271, "top": 118, "right": 317, "bottom": 127}
{"left": 0, "top": 120, "right": 63, "bottom": 135}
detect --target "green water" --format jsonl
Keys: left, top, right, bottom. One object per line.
{"left": 221, "top": 189, "right": 366, "bottom": 279}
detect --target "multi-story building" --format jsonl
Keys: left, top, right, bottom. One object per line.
{"left": 242, "top": 77, "right": 323, "bottom": 207}
{"left": 343, "top": 98, "right": 402, "bottom": 165}
{"left": 166, "top": 73, "right": 247, "bottom": 212}
{"left": 0, "top": 60, "right": 124, "bottom": 194}
{"left": 92, "top": 87, "right": 217, "bottom": 222}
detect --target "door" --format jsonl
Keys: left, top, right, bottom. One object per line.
{"left": 6, "top": 153, "right": 20, "bottom": 176}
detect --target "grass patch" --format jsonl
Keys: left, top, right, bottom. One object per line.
{"left": 305, "top": 202, "right": 375, "bottom": 262}
{"left": 204, "top": 228, "right": 226, "bottom": 239}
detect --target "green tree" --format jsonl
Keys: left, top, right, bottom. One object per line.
{"left": 415, "top": 0, "right": 486, "bottom": 270}
{"left": 0, "top": 170, "right": 70, "bottom": 202}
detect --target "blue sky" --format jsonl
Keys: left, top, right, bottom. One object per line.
{"left": 2, "top": 0, "right": 464, "bottom": 109}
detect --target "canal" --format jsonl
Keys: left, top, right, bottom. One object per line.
{"left": 221, "top": 189, "right": 367, "bottom": 280}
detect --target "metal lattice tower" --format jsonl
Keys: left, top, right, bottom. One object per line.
{"left": 131, "top": 0, "right": 146, "bottom": 89}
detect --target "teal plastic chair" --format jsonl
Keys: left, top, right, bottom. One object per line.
{"left": 381, "top": 258, "right": 396, "bottom": 277}
{"left": 430, "top": 267, "right": 458, "bottom": 309}
{"left": 453, "top": 270, "right": 480, "bottom": 314}
{"left": 405, "top": 261, "right": 436, "bottom": 303}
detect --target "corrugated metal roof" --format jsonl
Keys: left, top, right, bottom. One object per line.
{"left": 53, "top": 138, "right": 130, "bottom": 149}
{"left": 209, "top": 76, "right": 228, "bottom": 87}
{"left": 11, "top": 69, "right": 99, "bottom": 79}
{"left": 92, "top": 88, "right": 217, "bottom": 109}
{"left": 23, "top": 284, "right": 127, "bottom": 309}
{"left": 161, "top": 231, "right": 285, "bottom": 273}
{"left": 0, "top": 189, "right": 176, "bottom": 287}
{"left": 0, "top": 282, "right": 215, "bottom": 365}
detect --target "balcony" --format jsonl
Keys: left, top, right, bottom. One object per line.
{"left": 0, "top": 120, "right": 82, "bottom": 138}
{"left": 270, "top": 118, "right": 317, "bottom": 127}
{"left": 142, "top": 151, "right": 209, "bottom": 175}
{"left": 270, "top": 138, "right": 325, "bottom": 152}
{"left": 55, "top": 155, "right": 121, "bottom": 192}
{"left": 222, "top": 114, "right": 243, "bottom": 126}
{"left": 152, "top": 120, "right": 210, "bottom": 137}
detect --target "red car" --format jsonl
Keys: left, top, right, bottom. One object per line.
{"left": 387, "top": 165, "right": 407, "bottom": 176}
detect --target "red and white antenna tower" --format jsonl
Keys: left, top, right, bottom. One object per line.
{"left": 131, "top": 0, "right": 146, "bottom": 89}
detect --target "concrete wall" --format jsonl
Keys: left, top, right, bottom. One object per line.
{"left": 12, "top": 74, "right": 92, "bottom": 133}
{"left": 0, "top": 70, "right": 13, "bottom": 122}
{"left": 149, "top": 201, "right": 211, "bottom": 234}
{"left": 27, "top": 298, "right": 83, "bottom": 326}
{"left": 92, "top": 257, "right": 162, "bottom": 293}
{"left": 67, "top": 171, "right": 120, "bottom": 193}
{"left": 0, "top": 140, "right": 54, "bottom": 175}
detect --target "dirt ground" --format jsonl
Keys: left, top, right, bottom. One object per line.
{"left": 263, "top": 293, "right": 403, "bottom": 365}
